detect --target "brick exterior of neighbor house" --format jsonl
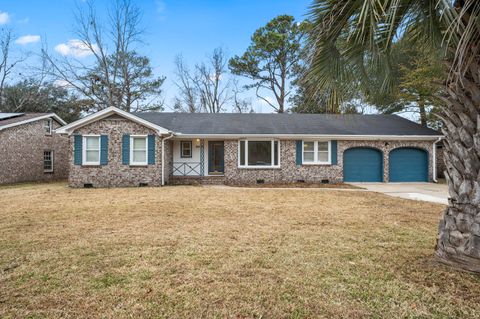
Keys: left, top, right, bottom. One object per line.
{"left": 0, "top": 118, "right": 69, "bottom": 185}
{"left": 68, "top": 117, "right": 171, "bottom": 188}
{"left": 223, "top": 139, "right": 435, "bottom": 185}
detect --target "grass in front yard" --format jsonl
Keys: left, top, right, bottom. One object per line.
{"left": 0, "top": 183, "right": 479, "bottom": 318}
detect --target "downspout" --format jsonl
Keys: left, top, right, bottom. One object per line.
{"left": 432, "top": 137, "right": 443, "bottom": 183}
{"left": 161, "top": 132, "right": 175, "bottom": 186}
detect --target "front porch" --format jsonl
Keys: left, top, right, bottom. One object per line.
{"left": 170, "top": 139, "right": 225, "bottom": 181}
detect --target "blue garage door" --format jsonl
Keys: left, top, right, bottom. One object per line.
{"left": 344, "top": 148, "right": 383, "bottom": 182}
{"left": 389, "top": 148, "right": 428, "bottom": 182}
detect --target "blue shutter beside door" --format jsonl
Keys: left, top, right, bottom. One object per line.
{"left": 100, "top": 135, "right": 108, "bottom": 165}
{"left": 331, "top": 140, "right": 338, "bottom": 165}
{"left": 295, "top": 140, "right": 302, "bottom": 165}
{"left": 122, "top": 134, "right": 130, "bottom": 165}
{"left": 148, "top": 135, "right": 155, "bottom": 165}
{"left": 74, "top": 135, "right": 82, "bottom": 165}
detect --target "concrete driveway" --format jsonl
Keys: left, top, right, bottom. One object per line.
{"left": 349, "top": 183, "right": 448, "bottom": 205}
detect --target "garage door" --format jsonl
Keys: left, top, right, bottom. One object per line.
{"left": 344, "top": 148, "right": 383, "bottom": 182}
{"left": 389, "top": 148, "right": 428, "bottom": 182}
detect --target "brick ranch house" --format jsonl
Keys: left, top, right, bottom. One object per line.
{"left": 55, "top": 107, "right": 444, "bottom": 188}
{"left": 0, "top": 112, "right": 69, "bottom": 185}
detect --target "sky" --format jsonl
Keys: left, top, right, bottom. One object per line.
{"left": 0, "top": 0, "right": 312, "bottom": 113}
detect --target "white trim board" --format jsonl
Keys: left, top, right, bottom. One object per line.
{"left": 0, "top": 113, "right": 67, "bottom": 131}
{"left": 55, "top": 106, "right": 172, "bottom": 135}
{"left": 174, "top": 134, "right": 444, "bottom": 141}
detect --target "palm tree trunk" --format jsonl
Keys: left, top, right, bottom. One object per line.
{"left": 436, "top": 53, "right": 480, "bottom": 272}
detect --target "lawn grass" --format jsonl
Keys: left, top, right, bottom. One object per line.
{"left": 0, "top": 182, "right": 479, "bottom": 318}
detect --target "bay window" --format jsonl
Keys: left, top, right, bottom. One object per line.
{"left": 238, "top": 140, "right": 280, "bottom": 168}
{"left": 303, "top": 141, "right": 331, "bottom": 164}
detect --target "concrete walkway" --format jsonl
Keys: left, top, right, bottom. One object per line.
{"left": 349, "top": 182, "right": 448, "bottom": 205}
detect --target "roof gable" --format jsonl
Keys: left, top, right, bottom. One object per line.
{"left": 0, "top": 113, "right": 67, "bottom": 131}
{"left": 55, "top": 107, "right": 171, "bottom": 135}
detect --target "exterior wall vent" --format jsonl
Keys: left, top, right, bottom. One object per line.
{"left": 83, "top": 183, "right": 94, "bottom": 188}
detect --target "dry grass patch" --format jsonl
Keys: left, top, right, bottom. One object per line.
{"left": 0, "top": 182, "right": 479, "bottom": 318}
{"left": 238, "top": 182, "right": 361, "bottom": 189}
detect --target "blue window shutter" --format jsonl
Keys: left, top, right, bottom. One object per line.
{"left": 122, "top": 134, "right": 130, "bottom": 165}
{"left": 100, "top": 135, "right": 108, "bottom": 165}
{"left": 296, "top": 140, "right": 302, "bottom": 165}
{"left": 331, "top": 140, "right": 338, "bottom": 165}
{"left": 148, "top": 135, "right": 155, "bottom": 165}
{"left": 74, "top": 135, "right": 82, "bottom": 165}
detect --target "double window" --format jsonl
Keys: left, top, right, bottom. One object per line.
{"left": 180, "top": 141, "right": 192, "bottom": 158}
{"left": 83, "top": 136, "right": 101, "bottom": 165}
{"left": 44, "top": 150, "right": 54, "bottom": 172}
{"left": 130, "top": 136, "right": 148, "bottom": 165}
{"left": 303, "top": 141, "right": 331, "bottom": 164}
{"left": 238, "top": 140, "right": 280, "bottom": 168}
{"left": 44, "top": 119, "right": 52, "bottom": 135}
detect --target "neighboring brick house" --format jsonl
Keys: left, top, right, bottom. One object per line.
{"left": 56, "top": 107, "right": 444, "bottom": 188}
{"left": 0, "top": 113, "right": 69, "bottom": 185}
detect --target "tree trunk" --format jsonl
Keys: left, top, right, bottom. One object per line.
{"left": 435, "top": 51, "right": 480, "bottom": 272}
{"left": 418, "top": 97, "right": 428, "bottom": 127}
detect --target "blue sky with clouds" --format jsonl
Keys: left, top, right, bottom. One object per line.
{"left": 1, "top": 0, "right": 311, "bottom": 112}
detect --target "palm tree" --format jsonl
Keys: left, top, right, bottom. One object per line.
{"left": 307, "top": 0, "right": 480, "bottom": 272}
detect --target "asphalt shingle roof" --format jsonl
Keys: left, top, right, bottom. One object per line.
{"left": 133, "top": 113, "right": 441, "bottom": 136}
{"left": 0, "top": 113, "right": 51, "bottom": 127}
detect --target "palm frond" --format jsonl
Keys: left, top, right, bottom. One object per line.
{"left": 306, "top": 0, "right": 449, "bottom": 111}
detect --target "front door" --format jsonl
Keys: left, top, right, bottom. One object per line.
{"left": 208, "top": 141, "right": 224, "bottom": 174}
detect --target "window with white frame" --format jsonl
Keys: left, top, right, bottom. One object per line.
{"left": 44, "top": 150, "right": 54, "bottom": 172}
{"left": 303, "top": 141, "right": 331, "bottom": 164}
{"left": 180, "top": 141, "right": 192, "bottom": 158}
{"left": 44, "top": 119, "right": 52, "bottom": 135}
{"left": 238, "top": 140, "right": 280, "bottom": 168}
{"left": 130, "top": 136, "right": 148, "bottom": 165}
{"left": 83, "top": 136, "right": 101, "bottom": 165}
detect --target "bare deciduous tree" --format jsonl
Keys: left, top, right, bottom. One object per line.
{"left": 0, "top": 28, "right": 27, "bottom": 109}
{"left": 173, "top": 55, "right": 199, "bottom": 113}
{"left": 42, "top": 0, "right": 164, "bottom": 112}
{"left": 232, "top": 78, "right": 251, "bottom": 113}
{"left": 173, "top": 48, "right": 231, "bottom": 113}
{"left": 196, "top": 48, "right": 230, "bottom": 113}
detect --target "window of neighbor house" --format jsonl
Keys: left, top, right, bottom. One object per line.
{"left": 238, "top": 140, "right": 280, "bottom": 168}
{"left": 180, "top": 141, "right": 192, "bottom": 158}
{"left": 302, "top": 141, "right": 331, "bottom": 164}
{"left": 83, "top": 136, "right": 101, "bottom": 165}
{"left": 44, "top": 119, "right": 52, "bottom": 135}
{"left": 44, "top": 150, "right": 54, "bottom": 172}
{"left": 130, "top": 136, "right": 148, "bottom": 165}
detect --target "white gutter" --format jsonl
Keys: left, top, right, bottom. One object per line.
{"left": 0, "top": 113, "right": 67, "bottom": 131}
{"left": 161, "top": 132, "right": 175, "bottom": 186}
{"left": 432, "top": 137, "right": 443, "bottom": 183}
{"left": 173, "top": 133, "right": 444, "bottom": 141}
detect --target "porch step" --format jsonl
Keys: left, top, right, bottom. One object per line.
{"left": 168, "top": 176, "right": 226, "bottom": 185}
